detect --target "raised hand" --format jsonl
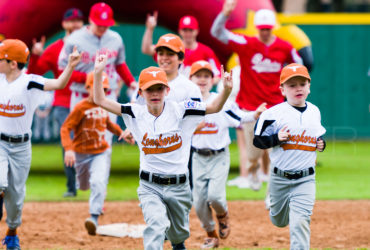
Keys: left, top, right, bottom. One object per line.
{"left": 146, "top": 11, "right": 158, "bottom": 30}
{"left": 67, "top": 46, "right": 81, "bottom": 68}
{"left": 222, "top": 0, "right": 237, "bottom": 17}
{"left": 31, "top": 36, "right": 46, "bottom": 56}
{"left": 278, "top": 126, "right": 291, "bottom": 142}
{"left": 254, "top": 102, "right": 267, "bottom": 120}
{"left": 221, "top": 65, "right": 233, "bottom": 94}
{"left": 94, "top": 52, "right": 108, "bottom": 74}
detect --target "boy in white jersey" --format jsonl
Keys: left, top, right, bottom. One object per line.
{"left": 254, "top": 63, "right": 326, "bottom": 250}
{"left": 189, "top": 60, "right": 266, "bottom": 249}
{"left": 0, "top": 39, "right": 80, "bottom": 250}
{"left": 93, "top": 53, "right": 232, "bottom": 250}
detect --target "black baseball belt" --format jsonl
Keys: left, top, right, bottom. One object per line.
{"left": 273, "top": 167, "right": 315, "bottom": 180}
{"left": 140, "top": 170, "right": 186, "bottom": 185}
{"left": 0, "top": 133, "right": 29, "bottom": 143}
{"left": 191, "top": 147, "right": 225, "bottom": 157}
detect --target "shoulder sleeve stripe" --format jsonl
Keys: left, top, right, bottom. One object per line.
{"left": 183, "top": 109, "right": 206, "bottom": 117}
{"left": 226, "top": 110, "right": 241, "bottom": 121}
{"left": 191, "top": 98, "right": 201, "bottom": 102}
{"left": 121, "top": 105, "right": 135, "bottom": 118}
{"left": 254, "top": 120, "right": 275, "bottom": 135}
{"left": 27, "top": 81, "right": 44, "bottom": 90}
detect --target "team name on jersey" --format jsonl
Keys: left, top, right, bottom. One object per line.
{"left": 80, "top": 49, "right": 118, "bottom": 64}
{"left": 251, "top": 53, "right": 281, "bottom": 73}
{"left": 194, "top": 122, "right": 218, "bottom": 134}
{"left": 84, "top": 107, "right": 108, "bottom": 119}
{"left": 281, "top": 130, "right": 317, "bottom": 151}
{"left": 141, "top": 132, "right": 182, "bottom": 155}
{"left": 0, "top": 100, "right": 26, "bottom": 117}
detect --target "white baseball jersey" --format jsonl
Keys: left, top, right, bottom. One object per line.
{"left": 254, "top": 101, "right": 326, "bottom": 171}
{"left": 192, "top": 93, "right": 255, "bottom": 150}
{"left": 0, "top": 73, "right": 48, "bottom": 135}
{"left": 121, "top": 100, "right": 206, "bottom": 175}
{"left": 133, "top": 73, "right": 202, "bottom": 104}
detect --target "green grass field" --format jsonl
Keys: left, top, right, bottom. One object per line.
{"left": 26, "top": 140, "right": 370, "bottom": 201}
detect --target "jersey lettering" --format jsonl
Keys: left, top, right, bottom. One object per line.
{"left": 141, "top": 132, "right": 182, "bottom": 155}
{"left": 251, "top": 53, "right": 281, "bottom": 73}
{"left": 0, "top": 100, "right": 26, "bottom": 117}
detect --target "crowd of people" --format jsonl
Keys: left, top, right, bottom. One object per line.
{"left": 0, "top": 0, "right": 326, "bottom": 249}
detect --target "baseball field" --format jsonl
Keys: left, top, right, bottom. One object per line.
{"left": 2, "top": 140, "right": 366, "bottom": 249}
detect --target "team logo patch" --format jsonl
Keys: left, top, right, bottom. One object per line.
{"left": 184, "top": 100, "right": 198, "bottom": 109}
{"left": 183, "top": 17, "right": 191, "bottom": 25}
{"left": 287, "top": 65, "right": 302, "bottom": 72}
{"left": 162, "top": 36, "right": 176, "bottom": 43}
{"left": 147, "top": 70, "right": 161, "bottom": 77}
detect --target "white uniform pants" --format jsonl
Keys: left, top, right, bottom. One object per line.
{"left": 0, "top": 140, "right": 32, "bottom": 229}
{"left": 137, "top": 178, "right": 192, "bottom": 250}
{"left": 75, "top": 151, "right": 110, "bottom": 215}
{"left": 269, "top": 172, "right": 316, "bottom": 250}
{"left": 192, "top": 148, "right": 230, "bottom": 232}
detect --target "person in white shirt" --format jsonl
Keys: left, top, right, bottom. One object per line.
{"left": 93, "top": 53, "right": 232, "bottom": 250}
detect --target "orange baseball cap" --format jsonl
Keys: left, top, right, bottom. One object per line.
{"left": 280, "top": 63, "right": 311, "bottom": 85}
{"left": 0, "top": 39, "right": 29, "bottom": 64}
{"left": 85, "top": 71, "right": 110, "bottom": 89}
{"left": 179, "top": 16, "right": 199, "bottom": 30}
{"left": 155, "top": 34, "right": 185, "bottom": 54}
{"left": 139, "top": 66, "right": 168, "bottom": 90}
{"left": 190, "top": 60, "right": 214, "bottom": 77}
{"left": 89, "top": 2, "right": 114, "bottom": 27}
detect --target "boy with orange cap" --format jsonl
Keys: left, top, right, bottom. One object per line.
{"left": 254, "top": 63, "right": 326, "bottom": 249}
{"left": 60, "top": 71, "right": 125, "bottom": 236}
{"left": 93, "top": 52, "right": 233, "bottom": 250}
{"left": 189, "top": 60, "right": 266, "bottom": 248}
{"left": 0, "top": 39, "right": 80, "bottom": 250}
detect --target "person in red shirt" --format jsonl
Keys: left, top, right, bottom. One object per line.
{"left": 27, "top": 8, "right": 84, "bottom": 198}
{"left": 211, "top": 0, "right": 303, "bottom": 193}
{"left": 141, "top": 12, "right": 222, "bottom": 84}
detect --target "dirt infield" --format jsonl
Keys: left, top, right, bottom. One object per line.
{"left": 1, "top": 200, "right": 369, "bottom": 249}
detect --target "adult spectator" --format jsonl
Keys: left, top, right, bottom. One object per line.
{"left": 27, "top": 8, "right": 84, "bottom": 197}
{"left": 211, "top": 0, "right": 303, "bottom": 191}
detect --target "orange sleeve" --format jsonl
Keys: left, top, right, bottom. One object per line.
{"left": 106, "top": 117, "right": 123, "bottom": 136}
{"left": 60, "top": 105, "right": 85, "bottom": 151}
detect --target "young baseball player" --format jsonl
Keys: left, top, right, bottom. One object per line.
{"left": 0, "top": 39, "right": 81, "bottom": 250}
{"left": 189, "top": 60, "right": 266, "bottom": 248}
{"left": 253, "top": 63, "right": 326, "bottom": 249}
{"left": 93, "top": 53, "right": 232, "bottom": 250}
{"left": 142, "top": 13, "right": 221, "bottom": 83}
{"left": 60, "top": 71, "right": 124, "bottom": 236}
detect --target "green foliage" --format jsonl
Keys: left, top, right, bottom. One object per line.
{"left": 26, "top": 141, "right": 370, "bottom": 201}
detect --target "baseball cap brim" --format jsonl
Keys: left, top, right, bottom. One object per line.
{"left": 90, "top": 18, "right": 114, "bottom": 27}
{"left": 281, "top": 74, "right": 311, "bottom": 85}
{"left": 256, "top": 25, "right": 274, "bottom": 29}
{"left": 155, "top": 45, "right": 181, "bottom": 53}
{"left": 140, "top": 81, "right": 169, "bottom": 91}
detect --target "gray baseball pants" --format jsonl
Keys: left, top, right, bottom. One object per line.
{"left": 269, "top": 172, "right": 316, "bottom": 250}
{"left": 0, "top": 140, "right": 32, "bottom": 229}
{"left": 192, "top": 148, "right": 230, "bottom": 232}
{"left": 75, "top": 151, "right": 110, "bottom": 215}
{"left": 137, "top": 177, "right": 192, "bottom": 250}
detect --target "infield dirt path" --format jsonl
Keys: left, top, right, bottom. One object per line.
{"left": 1, "top": 200, "right": 369, "bottom": 249}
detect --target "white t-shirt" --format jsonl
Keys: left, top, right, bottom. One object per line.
{"left": 0, "top": 73, "right": 48, "bottom": 135}
{"left": 254, "top": 101, "right": 326, "bottom": 171}
{"left": 192, "top": 93, "right": 255, "bottom": 150}
{"left": 121, "top": 100, "right": 206, "bottom": 175}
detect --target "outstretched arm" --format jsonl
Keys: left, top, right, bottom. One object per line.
{"left": 210, "top": 0, "right": 237, "bottom": 44}
{"left": 93, "top": 53, "right": 122, "bottom": 116}
{"left": 141, "top": 11, "right": 158, "bottom": 56}
{"left": 206, "top": 65, "right": 233, "bottom": 114}
{"left": 44, "top": 46, "right": 81, "bottom": 91}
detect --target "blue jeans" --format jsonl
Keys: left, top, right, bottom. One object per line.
{"left": 53, "top": 106, "right": 76, "bottom": 194}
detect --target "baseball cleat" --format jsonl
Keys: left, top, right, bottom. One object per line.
{"left": 201, "top": 237, "right": 219, "bottom": 249}
{"left": 2, "top": 235, "right": 21, "bottom": 250}
{"left": 84, "top": 217, "right": 98, "bottom": 236}
{"left": 217, "top": 212, "right": 230, "bottom": 239}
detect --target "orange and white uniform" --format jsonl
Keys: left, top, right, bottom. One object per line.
{"left": 60, "top": 99, "right": 122, "bottom": 215}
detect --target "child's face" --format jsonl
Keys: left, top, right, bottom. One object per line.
{"left": 0, "top": 59, "right": 12, "bottom": 74}
{"left": 280, "top": 77, "right": 310, "bottom": 107}
{"left": 140, "top": 84, "right": 169, "bottom": 108}
{"left": 156, "top": 48, "right": 182, "bottom": 76}
{"left": 190, "top": 69, "right": 213, "bottom": 94}
{"left": 179, "top": 28, "right": 198, "bottom": 45}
